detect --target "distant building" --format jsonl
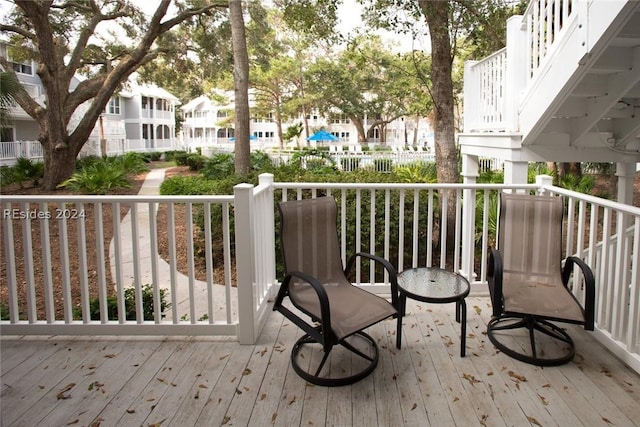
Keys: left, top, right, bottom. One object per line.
{"left": 1, "top": 42, "right": 180, "bottom": 163}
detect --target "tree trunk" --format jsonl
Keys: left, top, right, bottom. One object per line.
{"left": 42, "top": 143, "right": 78, "bottom": 190}
{"left": 352, "top": 118, "right": 366, "bottom": 142}
{"left": 275, "top": 105, "right": 284, "bottom": 149}
{"left": 419, "top": 0, "right": 459, "bottom": 256}
{"left": 419, "top": 1, "right": 458, "bottom": 184}
{"left": 229, "top": 0, "right": 251, "bottom": 174}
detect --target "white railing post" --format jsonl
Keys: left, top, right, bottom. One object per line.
{"left": 463, "top": 60, "right": 479, "bottom": 132}
{"left": 505, "top": 15, "right": 527, "bottom": 132}
{"left": 535, "top": 174, "right": 554, "bottom": 193}
{"left": 234, "top": 183, "right": 257, "bottom": 344}
{"left": 460, "top": 154, "right": 479, "bottom": 285}
{"left": 258, "top": 173, "right": 277, "bottom": 293}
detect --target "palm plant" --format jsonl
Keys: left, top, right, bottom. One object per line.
{"left": 0, "top": 72, "right": 21, "bottom": 126}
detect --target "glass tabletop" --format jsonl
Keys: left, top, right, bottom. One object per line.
{"left": 397, "top": 268, "right": 470, "bottom": 302}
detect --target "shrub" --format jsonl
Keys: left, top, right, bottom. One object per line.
{"left": 0, "top": 300, "right": 10, "bottom": 320}
{"left": 201, "top": 153, "right": 235, "bottom": 180}
{"left": 560, "top": 173, "right": 595, "bottom": 194}
{"left": 174, "top": 152, "right": 191, "bottom": 166}
{"left": 185, "top": 154, "right": 207, "bottom": 171}
{"left": 0, "top": 166, "right": 16, "bottom": 186}
{"left": 11, "top": 157, "right": 44, "bottom": 187}
{"left": 75, "top": 155, "right": 102, "bottom": 170}
{"left": 59, "top": 161, "right": 131, "bottom": 194}
{"left": 114, "top": 152, "right": 149, "bottom": 175}
{"left": 78, "top": 284, "right": 170, "bottom": 321}
{"left": 160, "top": 175, "right": 219, "bottom": 195}
{"left": 164, "top": 150, "right": 187, "bottom": 162}
{"left": 141, "top": 151, "right": 162, "bottom": 162}
{"left": 394, "top": 161, "right": 437, "bottom": 183}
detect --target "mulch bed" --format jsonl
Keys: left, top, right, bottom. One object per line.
{"left": 0, "top": 173, "right": 147, "bottom": 320}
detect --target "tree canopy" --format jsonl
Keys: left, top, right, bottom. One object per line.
{"left": 1, "top": 0, "right": 229, "bottom": 189}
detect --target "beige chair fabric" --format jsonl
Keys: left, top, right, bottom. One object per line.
{"left": 279, "top": 197, "right": 396, "bottom": 341}
{"left": 497, "top": 193, "right": 584, "bottom": 322}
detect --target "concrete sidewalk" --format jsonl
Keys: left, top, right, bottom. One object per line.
{"left": 109, "top": 168, "right": 237, "bottom": 322}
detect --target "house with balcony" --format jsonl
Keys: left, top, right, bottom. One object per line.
{"left": 1, "top": 1, "right": 640, "bottom": 425}
{"left": 0, "top": 42, "right": 180, "bottom": 163}
{"left": 181, "top": 91, "right": 434, "bottom": 152}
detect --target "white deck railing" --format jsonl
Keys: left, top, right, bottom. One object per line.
{"left": 464, "top": 0, "right": 580, "bottom": 133}
{"left": 1, "top": 175, "right": 638, "bottom": 371}
{"left": 0, "top": 141, "right": 44, "bottom": 165}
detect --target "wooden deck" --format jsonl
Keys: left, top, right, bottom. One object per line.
{"left": 2, "top": 297, "right": 639, "bottom": 427}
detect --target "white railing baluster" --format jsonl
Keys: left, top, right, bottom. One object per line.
{"left": 2, "top": 201, "right": 18, "bottom": 323}
{"left": 384, "top": 190, "right": 391, "bottom": 272}
{"left": 76, "top": 202, "right": 90, "bottom": 322}
{"left": 20, "top": 202, "right": 36, "bottom": 322}
{"left": 130, "top": 204, "right": 143, "bottom": 323}
{"left": 94, "top": 202, "right": 107, "bottom": 323}
{"left": 112, "top": 202, "right": 125, "bottom": 324}
{"left": 167, "top": 203, "right": 178, "bottom": 323}
{"left": 39, "top": 202, "right": 54, "bottom": 323}
{"left": 355, "top": 189, "right": 362, "bottom": 282}
{"left": 426, "top": 190, "right": 434, "bottom": 267}
{"left": 204, "top": 202, "right": 214, "bottom": 323}
{"left": 613, "top": 211, "right": 629, "bottom": 340}
{"left": 222, "top": 202, "right": 232, "bottom": 325}
{"left": 412, "top": 190, "right": 419, "bottom": 268}
{"left": 186, "top": 202, "right": 196, "bottom": 323}
{"left": 57, "top": 203, "right": 72, "bottom": 322}
{"left": 398, "top": 190, "right": 405, "bottom": 272}
{"left": 369, "top": 189, "right": 377, "bottom": 282}
{"left": 454, "top": 189, "right": 462, "bottom": 273}
{"left": 627, "top": 217, "right": 639, "bottom": 351}
{"left": 599, "top": 208, "right": 613, "bottom": 327}
{"left": 148, "top": 201, "right": 160, "bottom": 324}
{"left": 440, "top": 192, "right": 448, "bottom": 269}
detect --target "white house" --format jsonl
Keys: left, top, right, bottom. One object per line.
{"left": 181, "top": 91, "right": 434, "bottom": 152}
{"left": 0, "top": 42, "right": 181, "bottom": 163}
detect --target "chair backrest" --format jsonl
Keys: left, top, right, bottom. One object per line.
{"left": 497, "top": 193, "right": 564, "bottom": 285}
{"left": 278, "top": 197, "right": 347, "bottom": 287}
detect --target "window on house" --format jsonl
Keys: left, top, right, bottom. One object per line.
{"left": 1, "top": 127, "right": 15, "bottom": 142}
{"left": 11, "top": 60, "right": 32, "bottom": 75}
{"left": 106, "top": 97, "right": 120, "bottom": 114}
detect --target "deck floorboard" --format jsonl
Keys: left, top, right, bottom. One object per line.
{"left": 2, "top": 297, "right": 639, "bottom": 426}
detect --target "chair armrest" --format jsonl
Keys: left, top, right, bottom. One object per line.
{"left": 562, "top": 256, "right": 596, "bottom": 331}
{"left": 273, "top": 271, "right": 333, "bottom": 345}
{"left": 488, "top": 248, "right": 504, "bottom": 317}
{"left": 345, "top": 252, "right": 399, "bottom": 309}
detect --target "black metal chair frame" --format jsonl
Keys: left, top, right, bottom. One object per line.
{"left": 487, "top": 193, "right": 596, "bottom": 366}
{"left": 273, "top": 197, "right": 399, "bottom": 386}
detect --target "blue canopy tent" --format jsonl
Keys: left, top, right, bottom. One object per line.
{"left": 307, "top": 130, "right": 339, "bottom": 143}
{"left": 229, "top": 135, "right": 257, "bottom": 142}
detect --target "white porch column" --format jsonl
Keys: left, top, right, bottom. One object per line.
{"left": 503, "top": 160, "right": 529, "bottom": 185}
{"left": 616, "top": 162, "right": 636, "bottom": 205}
{"left": 505, "top": 15, "right": 527, "bottom": 132}
{"left": 234, "top": 183, "right": 257, "bottom": 344}
{"left": 461, "top": 154, "right": 479, "bottom": 283}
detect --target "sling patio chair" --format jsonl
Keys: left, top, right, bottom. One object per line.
{"left": 487, "top": 192, "right": 595, "bottom": 366}
{"left": 273, "top": 196, "right": 399, "bottom": 386}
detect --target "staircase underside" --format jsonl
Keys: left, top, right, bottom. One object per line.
{"left": 461, "top": 1, "right": 640, "bottom": 166}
